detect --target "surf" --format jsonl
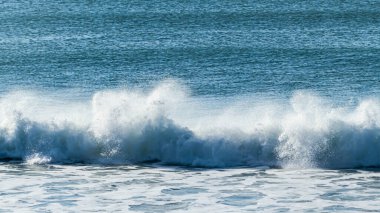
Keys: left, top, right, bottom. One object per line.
{"left": 0, "top": 81, "right": 379, "bottom": 169}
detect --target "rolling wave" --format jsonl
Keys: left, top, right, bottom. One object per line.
{"left": 0, "top": 82, "right": 379, "bottom": 168}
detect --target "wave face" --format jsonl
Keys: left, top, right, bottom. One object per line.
{"left": 0, "top": 82, "right": 380, "bottom": 168}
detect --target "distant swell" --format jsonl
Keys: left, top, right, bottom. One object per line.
{"left": 1, "top": 82, "right": 380, "bottom": 169}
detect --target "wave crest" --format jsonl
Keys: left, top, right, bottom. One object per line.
{"left": 0, "top": 83, "right": 380, "bottom": 168}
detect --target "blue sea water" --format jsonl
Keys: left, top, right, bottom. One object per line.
{"left": 1, "top": 0, "right": 380, "bottom": 212}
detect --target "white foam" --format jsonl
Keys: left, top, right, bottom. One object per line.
{"left": 26, "top": 153, "right": 52, "bottom": 165}
{"left": 0, "top": 81, "right": 379, "bottom": 168}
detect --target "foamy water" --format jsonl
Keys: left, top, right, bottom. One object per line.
{"left": 1, "top": 82, "right": 380, "bottom": 169}
{"left": 1, "top": 163, "right": 379, "bottom": 212}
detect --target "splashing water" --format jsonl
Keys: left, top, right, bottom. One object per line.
{"left": 0, "top": 81, "right": 379, "bottom": 169}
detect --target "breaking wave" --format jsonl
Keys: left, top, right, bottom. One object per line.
{"left": 1, "top": 81, "right": 380, "bottom": 169}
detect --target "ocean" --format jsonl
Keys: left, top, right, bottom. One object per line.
{"left": 1, "top": 0, "right": 380, "bottom": 212}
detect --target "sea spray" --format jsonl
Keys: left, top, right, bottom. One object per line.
{"left": 0, "top": 82, "right": 379, "bottom": 168}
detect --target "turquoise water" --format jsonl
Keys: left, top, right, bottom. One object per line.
{"left": 1, "top": 1, "right": 380, "bottom": 98}
{"left": 1, "top": 1, "right": 380, "bottom": 212}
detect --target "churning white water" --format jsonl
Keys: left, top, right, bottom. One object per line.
{"left": 1, "top": 82, "right": 380, "bottom": 169}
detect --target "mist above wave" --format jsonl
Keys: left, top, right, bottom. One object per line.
{"left": 0, "top": 81, "right": 379, "bottom": 169}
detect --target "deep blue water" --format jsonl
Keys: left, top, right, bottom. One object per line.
{"left": 1, "top": 0, "right": 379, "bottom": 99}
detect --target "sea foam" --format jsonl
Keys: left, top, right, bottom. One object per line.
{"left": 0, "top": 81, "right": 379, "bottom": 168}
